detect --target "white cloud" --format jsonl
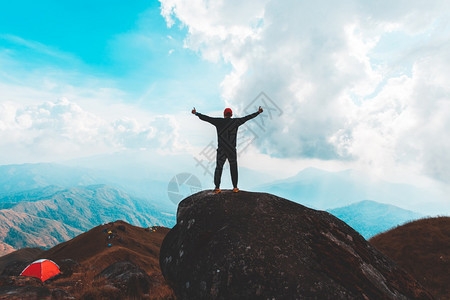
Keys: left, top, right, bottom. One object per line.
{"left": 0, "top": 98, "right": 185, "bottom": 164}
{"left": 160, "top": 0, "right": 450, "bottom": 184}
{"left": 0, "top": 34, "right": 78, "bottom": 62}
{"left": 0, "top": 31, "right": 199, "bottom": 164}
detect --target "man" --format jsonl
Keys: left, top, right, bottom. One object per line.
{"left": 192, "top": 106, "right": 263, "bottom": 194}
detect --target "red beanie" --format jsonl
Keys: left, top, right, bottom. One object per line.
{"left": 224, "top": 108, "right": 233, "bottom": 117}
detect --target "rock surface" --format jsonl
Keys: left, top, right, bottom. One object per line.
{"left": 160, "top": 190, "right": 432, "bottom": 299}
{"left": 97, "top": 260, "right": 152, "bottom": 297}
{"left": 0, "top": 276, "right": 50, "bottom": 300}
{"left": 0, "top": 285, "right": 51, "bottom": 300}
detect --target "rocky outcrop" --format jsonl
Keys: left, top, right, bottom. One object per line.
{"left": 97, "top": 261, "right": 152, "bottom": 297}
{"left": 0, "top": 286, "right": 51, "bottom": 300}
{"left": 160, "top": 190, "right": 432, "bottom": 299}
{"left": 0, "top": 276, "right": 50, "bottom": 300}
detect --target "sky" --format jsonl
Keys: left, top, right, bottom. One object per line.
{"left": 1, "top": 1, "right": 450, "bottom": 206}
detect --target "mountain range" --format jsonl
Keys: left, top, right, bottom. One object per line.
{"left": 0, "top": 163, "right": 98, "bottom": 196}
{"left": 0, "top": 184, "right": 175, "bottom": 256}
{"left": 0, "top": 162, "right": 174, "bottom": 209}
{"left": 255, "top": 167, "right": 444, "bottom": 214}
{"left": 0, "top": 162, "right": 439, "bottom": 256}
{"left": 327, "top": 200, "right": 423, "bottom": 238}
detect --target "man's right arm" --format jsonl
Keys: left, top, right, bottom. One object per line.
{"left": 237, "top": 106, "right": 263, "bottom": 125}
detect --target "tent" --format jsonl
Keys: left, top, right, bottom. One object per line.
{"left": 20, "top": 259, "right": 61, "bottom": 282}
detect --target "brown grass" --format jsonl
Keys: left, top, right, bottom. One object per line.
{"left": 34, "top": 221, "right": 175, "bottom": 299}
{"left": 369, "top": 216, "right": 450, "bottom": 299}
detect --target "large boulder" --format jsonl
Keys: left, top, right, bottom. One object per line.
{"left": 160, "top": 190, "right": 432, "bottom": 299}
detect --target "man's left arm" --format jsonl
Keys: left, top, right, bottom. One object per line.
{"left": 238, "top": 106, "right": 263, "bottom": 125}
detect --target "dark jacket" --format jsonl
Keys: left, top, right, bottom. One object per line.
{"left": 196, "top": 111, "right": 260, "bottom": 152}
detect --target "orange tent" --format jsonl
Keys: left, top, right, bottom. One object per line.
{"left": 20, "top": 259, "right": 61, "bottom": 282}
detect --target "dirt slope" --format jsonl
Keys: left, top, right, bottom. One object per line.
{"left": 370, "top": 217, "right": 450, "bottom": 299}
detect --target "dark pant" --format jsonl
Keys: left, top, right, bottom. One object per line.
{"left": 214, "top": 147, "right": 238, "bottom": 189}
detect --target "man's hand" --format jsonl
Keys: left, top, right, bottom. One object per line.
{"left": 192, "top": 107, "right": 197, "bottom": 115}
{"left": 258, "top": 106, "right": 263, "bottom": 114}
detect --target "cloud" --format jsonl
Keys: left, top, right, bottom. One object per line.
{"left": 0, "top": 34, "right": 76, "bottom": 62}
{"left": 331, "top": 30, "right": 450, "bottom": 182}
{"left": 160, "top": 0, "right": 450, "bottom": 183}
{"left": 0, "top": 30, "right": 200, "bottom": 164}
{"left": 0, "top": 98, "right": 184, "bottom": 163}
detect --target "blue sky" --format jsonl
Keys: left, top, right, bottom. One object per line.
{"left": 0, "top": 0, "right": 228, "bottom": 113}
{"left": 1, "top": 1, "right": 152, "bottom": 65}
{"left": 1, "top": 0, "right": 450, "bottom": 212}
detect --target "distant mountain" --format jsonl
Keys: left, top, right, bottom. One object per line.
{"left": 0, "top": 185, "right": 176, "bottom": 255}
{"left": 0, "top": 162, "right": 176, "bottom": 209}
{"left": 328, "top": 200, "right": 423, "bottom": 239}
{"left": 370, "top": 217, "right": 450, "bottom": 299}
{"left": 0, "top": 185, "right": 66, "bottom": 209}
{"left": 0, "top": 242, "right": 14, "bottom": 256}
{"left": 7, "top": 185, "right": 176, "bottom": 229}
{"left": 64, "top": 152, "right": 278, "bottom": 203}
{"left": 255, "top": 167, "right": 438, "bottom": 213}
{"left": 0, "top": 163, "right": 98, "bottom": 196}
{"left": 0, "top": 209, "right": 82, "bottom": 256}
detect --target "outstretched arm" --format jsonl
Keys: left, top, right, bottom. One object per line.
{"left": 191, "top": 107, "right": 219, "bottom": 125}
{"left": 238, "top": 106, "right": 263, "bottom": 125}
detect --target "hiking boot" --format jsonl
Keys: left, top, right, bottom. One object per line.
{"left": 213, "top": 188, "right": 221, "bottom": 194}
{"left": 233, "top": 187, "right": 239, "bottom": 193}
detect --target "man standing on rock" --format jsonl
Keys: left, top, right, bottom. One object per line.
{"left": 192, "top": 106, "right": 263, "bottom": 194}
